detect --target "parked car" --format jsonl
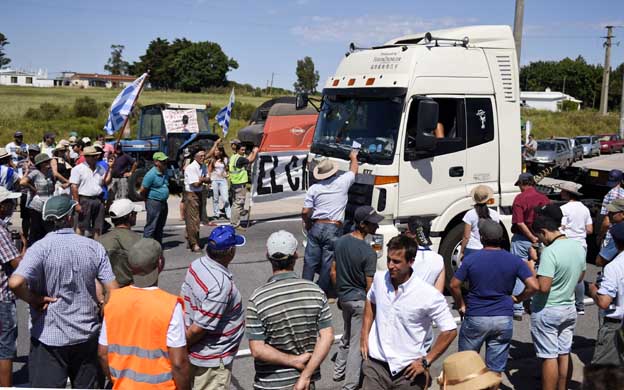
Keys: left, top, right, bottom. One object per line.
{"left": 598, "top": 134, "right": 624, "bottom": 154}
{"left": 525, "top": 140, "right": 572, "bottom": 171}
{"left": 575, "top": 135, "right": 600, "bottom": 157}
{"left": 554, "top": 137, "right": 583, "bottom": 161}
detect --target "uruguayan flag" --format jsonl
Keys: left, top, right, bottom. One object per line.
{"left": 215, "top": 88, "right": 235, "bottom": 136}
{"left": 104, "top": 73, "right": 148, "bottom": 135}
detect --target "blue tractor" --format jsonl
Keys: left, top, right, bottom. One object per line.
{"left": 114, "top": 102, "right": 219, "bottom": 201}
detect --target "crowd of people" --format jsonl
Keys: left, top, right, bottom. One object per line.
{"left": 0, "top": 130, "right": 622, "bottom": 390}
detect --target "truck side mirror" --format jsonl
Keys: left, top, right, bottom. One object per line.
{"left": 296, "top": 93, "right": 309, "bottom": 110}
{"left": 406, "top": 99, "right": 439, "bottom": 152}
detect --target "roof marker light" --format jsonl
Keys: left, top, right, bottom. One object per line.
{"left": 332, "top": 79, "right": 339, "bottom": 86}
{"left": 366, "top": 78, "right": 375, "bottom": 86}
{"left": 348, "top": 78, "right": 356, "bottom": 86}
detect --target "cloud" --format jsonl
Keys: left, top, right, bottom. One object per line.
{"left": 291, "top": 15, "right": 479, "bottom": 45}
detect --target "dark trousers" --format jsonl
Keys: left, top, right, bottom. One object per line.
{"left": 29, "top": 337, "right": 103, "bottom": 389}
{"left": 144, "top": 199, "right": 168, "bottom": 244}
{"left": 184, "top": 191, "right": 201, "bottom": 247}
{"left": 28, "top": 209, "right": 52, "bottom": 247}
{"left": 362, "top": 358, "right": 427, "bottom": 390}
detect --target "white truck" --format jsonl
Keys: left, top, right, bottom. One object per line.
{"left": 297, "top": 25, "right": 522, "bottom": 283}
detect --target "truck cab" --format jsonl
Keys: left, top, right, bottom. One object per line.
{"left": 299, "top": 25, "right": 521, "bottom": 282}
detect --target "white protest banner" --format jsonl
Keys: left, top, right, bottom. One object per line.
{"left": 162, "top": 109, "right": 199, "bottom": 133}
{"left": 251, "top": 151, "right": 309, "bottom": 199}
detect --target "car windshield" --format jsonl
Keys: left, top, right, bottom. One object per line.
{"left": 599, "top": 135, "right": 613, "bottom": 141}
{"left": 576, "top": 137, "right": 590, "bottom": 144}
{"left": 538, "top": 141, "right": 556, "bottom": 151}
{"left": 311, "top": 90, "right": 405, "bottom": 164}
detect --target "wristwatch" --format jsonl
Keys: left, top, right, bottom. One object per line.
{"left": 421, "top": 357, "right": 430, "bottom": 369}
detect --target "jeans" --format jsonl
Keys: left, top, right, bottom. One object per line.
{"left": 458, "top": 316, "right": 513, "bottom": 372}
{"left": 334, "top": 300, "right": 365, "bottom": 390}
{"left": 511, "top": 234, "right": 533, "bottom": 315}
{"left": 530, "top": 305, "right": 577, "bottom": 359}
{"left": 0, "top": 302, "right": 16, "bottom": 360}
{"left": 144, "top": 198, "right": 168, "bottom": 244}
{"left": 303, "top": 222, "right": 342, "bottom": 297}
{"left": 212, "top": 179, "right": 231, "bottom": 219}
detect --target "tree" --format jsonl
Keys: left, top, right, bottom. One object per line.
{"left": 0, "top": 33, "right": 10, "bottom": 69}
{"left": 104, "top": 44, "right": 129, "bottom": 75}
{"left": 172, "top": 41, "right": 239, "bottom": 92}
{"left": 294, "top": 56, "right": 320, "bottom": 93}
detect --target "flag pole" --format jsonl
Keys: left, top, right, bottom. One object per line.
{"left": 114, "top": 71, "right": 149, "bottom": 145}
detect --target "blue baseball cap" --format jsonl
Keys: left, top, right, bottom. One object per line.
{"left": 207, "top": 225, "right": 246, "bottom": 250}
{"left": 607, "top": 169, "right": 623, "bottom": 187}
{"left": 609, "top": 222, "right": 624, "bottom": 242}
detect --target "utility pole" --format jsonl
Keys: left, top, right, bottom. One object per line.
{"left": 269, "top": 72, "right": 275, "bottom": 95}
{"left": 599, "top": 26, "right": 614, "bottom": 115}
{"left": 620, "top": 67, "right": 624, "bottom": 137}
{"left": 513, "top": 0, "right": 524, "bottom": 65}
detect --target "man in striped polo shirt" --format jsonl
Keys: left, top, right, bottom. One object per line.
{"left": 247, "top": 230, "right": 334, "bottom": 390}
{"left": 181, "top": 225, "right": 246, "bottom": 389}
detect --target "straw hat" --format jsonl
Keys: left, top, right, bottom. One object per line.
{"left": 557, "top": 181, "right": 583, "bottom": 197}
{"left": 470, "top": 185, "right": 494, "bottom": 205}
{"left": 313, "top": 158, "right": 339, "bottom": 180}
{"left": 438, "top": 351, "right": 501, "bottom": 390}
{"left": 83, "top": 146, "right": 101, "bottom": 156}
{"left": 0, "top": 148, "right": 9, "bottom": 160}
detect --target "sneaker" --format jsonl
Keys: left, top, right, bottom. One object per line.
{"left": 333, "top": 373, "right": 345, "bottom": 382}
{"left": 513, "top": 313, "right": 523, "bottom": 321}
{"left": 577, "top": 309, "right": 585, "bottom": 315}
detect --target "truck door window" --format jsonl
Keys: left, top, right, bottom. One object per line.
{"left": 405, "top": 97, "right": 466, "bottom": 157}
{"left": 466, "top": 98, "right": 494, "bottom": 148}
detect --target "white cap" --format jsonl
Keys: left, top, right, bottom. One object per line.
{"left": 81, "top": 137, "right": 91, "bottom": 144}
{"left": 109, "top": 199, "right": 144, "bottom": 219}
{"left": 266, "top": 230, "right": 298, "bottom": 259}
{"left": 0, "top": 187, "right": 21, "bottom": 203}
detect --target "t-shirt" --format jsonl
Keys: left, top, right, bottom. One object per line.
{"left": 454, "top": 249, "right": 533, "bottom": 317}
{"left": 303, "top": 171, "right": 355, "bottom": 222}
{"left": 526, "top": 139, "right": 538, "bottom": 156}
{"left": 183, "top": 160, "right": 204, "bottom": 193}
{"left": 511, "top": 186, "right": 550, "bottom": 234}
{"left": 97, "top": 228, "right": 142, "bottom": 287}
{"left": 412, "top": 246, "right": 444, "bottom": 286}
{"left": 27, "top": 169, "right": 54, "bottom": 211}
{"left": 5, "top": 142, "right": 28, "bottom": 164}
{"left": 531, "top": 239, "right": 586, "bottom": 312}
{"left": 0, "top": 165, "right": 20, "bottom": 191}
{"left": 598, "top": 251, "right": 624, "bottom": 320}
{"left": 141, "top": 167, "right": 169, "bottom": 201}
{"left": 334, "top": 234, "right": 377, "bottom": 302}
{"left": 462, "top": 208, "right": 501, "bottom": 250}
{"left": 111, "top": 153, "right": 135, "bottom": 178}
{"left": 560, "top": 201, "right": 592, "bottom": 248}
{"left": 210, "top": 158, "right": 228, "bottom": 181}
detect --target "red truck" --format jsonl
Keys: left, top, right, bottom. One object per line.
{"left": 598, "top": 134, "right": 624, "bottom": 154}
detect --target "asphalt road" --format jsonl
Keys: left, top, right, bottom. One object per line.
{"left": 13, "top": 217, "right": 602, "bottom": 389}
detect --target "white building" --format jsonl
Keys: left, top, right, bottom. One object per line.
{"left": 520, "top": 88, "right": 582, "bottom": 112}
{"left": 0, "top": 69, "right": 54, "bottom": 87}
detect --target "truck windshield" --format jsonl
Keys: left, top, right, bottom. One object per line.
{"left": 311, "top": 91, "right": 405, "bottom": 164}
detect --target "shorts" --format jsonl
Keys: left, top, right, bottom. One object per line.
{"left": 77, "top": 196, "right": 105, "bottom": 234}
{"left": 599, "top": 237, "right": 618, "bottom": 262}
{"left": 530, "top": 305, "right": 577, "bottom": 359}
{"left": 0, "top": 301, "right": 17, "bottom": 360}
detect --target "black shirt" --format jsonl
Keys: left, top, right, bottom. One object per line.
{"left": 111, "top": 153, "right": 135, "bottom": 178}
{"left": 334, "top": 234, "right": 377, "bottom": 302}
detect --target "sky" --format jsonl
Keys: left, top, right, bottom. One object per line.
{"left": 2, "top": 0, "right": 624, "bottom": 90}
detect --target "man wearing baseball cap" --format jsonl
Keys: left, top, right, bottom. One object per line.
{"left": 596, "top": 198, "right": 624, "bottom": 266}
{"left": 597, "top": 170, "right": 624, "bottom": 266}
{"left": 181, "top": 225, "right": 245, "bottom": 388}
{"left": 247, "top": 230, "right": 334, "bottom": 390}
{"left": 138, "top": 152, "right": 170, "bottom": 244}
{"left": 331, "top": 205, "right": 381, "bottom": 389}
{"left": 9, "top": 195, "right": 118, "bottom": 388}
{"left": 99, "top": 238, "right": 190, "bottom": 390}
{"left": 0, "top": 187, "right": 23, "bottom": 387}
{"left": 5, "top": 131, "right": 28, "bottom": 167}
{"left": 588, "top": 222, "right": 624, "bottom": 365}
{"left": 97, "top": 199, "right": 144, "bottom": 287}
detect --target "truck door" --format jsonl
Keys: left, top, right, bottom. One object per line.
{"left": 463, "top": 97, "right": 498, "bottom": 194}
{"left": 399, "top": 96, "right": 468, "bottom": 217}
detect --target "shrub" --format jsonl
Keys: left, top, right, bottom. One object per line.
{"left": 23, "top": 102, "right": 65, "bottom": 121}
{"left": 561, "top": 100, "right": 579, "bottom": 112}
{"left": 73, "top": 96, "right": 101, "bottom": 118}
{"left": 231, "top": 102, "right": 256, "bottom": 121}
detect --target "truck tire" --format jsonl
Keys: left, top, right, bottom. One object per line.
{"left": 439, "top": 224, "right": 464, "bottom": 288}
{"left": 128, "top": 168, "right": 147, "bottom": 202}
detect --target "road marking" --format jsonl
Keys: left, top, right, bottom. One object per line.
{"left": 233, "top": 298, "right": 598, "bottom": 359}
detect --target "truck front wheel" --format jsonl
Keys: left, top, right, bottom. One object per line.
{"left": 128, "top": 168, "right": 147, "bottom": 202}
{"left": 439, "top": 224, "right": 464, "bottom": 288}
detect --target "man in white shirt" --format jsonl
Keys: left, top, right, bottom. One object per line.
{"left": 5, "top": 131, "right": 28, "bottom": 168}
{"left": 70, "top": 146, "right": 112, "bottom": 239}
{"left": 559, "top": 182, "right": 593, "bottom": 315}
{"left": 360, "top": 235, "right": 457, "bottom": 389}
{"left": 588, "top": 222, "right": 624, "bottom": 366}
{"left": 183, "top": 148, "right": 210, "bottom": 252}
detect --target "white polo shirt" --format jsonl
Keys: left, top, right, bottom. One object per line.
{"left": 184, "top": 160, "right": 204, "bottom": 193}
{"left": 69, "top": 162, "right": 106, "bottom": 197}
{"left": 413, "top": 246, "right": 444, "bottom": 286}
{"left": 367, "top": 270, "right": 457, "bottom": 374}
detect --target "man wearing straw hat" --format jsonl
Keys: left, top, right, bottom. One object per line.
{"left": 302, "top": 150, "right": 358, "bottom": 296}
{"left": 437, "top": 351, "right": 502, "bottom": 390}
{"left": 69, "top": 146, "right": 113, "bottom": 239}
{"left": 558, "top": 182, "right": 593, "bottom": 315}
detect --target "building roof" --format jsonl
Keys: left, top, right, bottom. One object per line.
{"left": 0, "top": 69, "right": 36, "bottom": 77}
{"left": 71, "top": 73, "right": 136, "bottom": 82}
